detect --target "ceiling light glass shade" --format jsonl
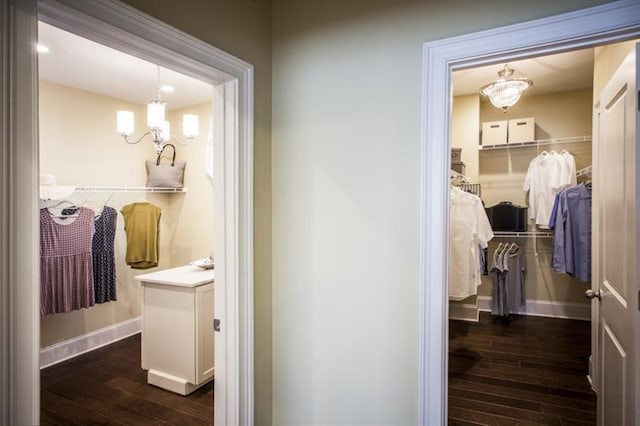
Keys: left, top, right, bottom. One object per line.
{"left": 183, "top": 114, "right": 199, "bottom": 139}
{"left": 147, "top": 100, "right": 166, "bottom": 129}
{"left": 480, "top": 65, "right": 532, "bottom": 111}
{"left": 117, "top": 65, "right": 200, "bottom": 153}
{"left": 117, "top": 111, "right": 134, "bottom": 136}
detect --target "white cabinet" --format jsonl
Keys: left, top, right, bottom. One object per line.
{"left": 135, "top": 265, "right": 214, "bottom": 395}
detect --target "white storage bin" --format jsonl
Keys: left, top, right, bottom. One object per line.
{"left": 508, "top": 117, "right": 535, "bottom": 143}
{"left": 481, "top": 120, "right": 507, "bottom": 145}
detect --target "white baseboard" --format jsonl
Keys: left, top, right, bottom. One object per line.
{"left": 478, "top": 296, "right": 590, "bottom": 321}
{"left": 40, "top": 316, "right": 141, "bottom": 369}
{"left": 449, "top": 301, "right": 479, "bottom": 322}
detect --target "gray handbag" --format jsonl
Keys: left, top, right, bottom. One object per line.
{"left": 145, "top": 144, "right": 186, "bottom": 188}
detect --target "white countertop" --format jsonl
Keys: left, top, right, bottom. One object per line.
{"left": 135, "top": 265, "right": 214, "bottom": 288}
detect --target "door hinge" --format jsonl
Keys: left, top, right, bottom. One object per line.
{"left": 214, "top": 318, "right": 221, "bottom": 332}
{"left": 638, "top": 290, "right": 640, "bottom": 311}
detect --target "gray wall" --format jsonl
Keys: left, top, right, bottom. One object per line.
{"left": 271, "top": 1, "right": 610, "bottom": 424}
{"left": 118, "top": 1, "right": 273, "bottom": 424}
{"left": 116, "top": 1, "right": 616, "bottom": 424}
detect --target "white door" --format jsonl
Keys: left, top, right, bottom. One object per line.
{"left": 593, "top": 45, "right": 639, "bottom": 426}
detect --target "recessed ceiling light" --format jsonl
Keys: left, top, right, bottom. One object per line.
{"left": 160, "top": 84, "right": 174, "bottom": 93}
{"left": 36, "top": 44, "right": 49, "bottom": 53}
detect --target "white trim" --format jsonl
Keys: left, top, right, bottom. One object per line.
{"left": 420, "top": 1, "right": 640, "bottom": 424}
{"left": 1, "top": 1, "right": 41, "bottom": 425}
{"left": 448, "top": 301, "right": 479, "bottom": 322}
{"left": 39, "top": 317, "right": 142, "bottom": 369}
{"left": 2, "top": 0, "right": 254, "bottom": 424}
{"left": 477, "top": 297, "right": 591, "bottom": 321}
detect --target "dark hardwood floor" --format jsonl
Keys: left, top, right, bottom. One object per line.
{"left": 449, "top": 312, "right": 596, "bottom": 426}
{"left": 41, "top": 313, "right": 592, "bottom": 425}
{"left": 40, "top": 333, "right": 213, "bottom": 425}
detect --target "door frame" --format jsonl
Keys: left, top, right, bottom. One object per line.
{"left": 1, "top": 0, "right": 254, "bottom": 424}
{"left": 419, "top": 0, "right": 640, "bottom": 424}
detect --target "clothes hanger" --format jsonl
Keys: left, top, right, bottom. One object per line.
{"left": 537, "top": 150, "right": 548, "bottom": 160}
{"left": 47, "top": 208, "right": 79, "bottom": 219}
{"left": 47, "top": 199, "right": 77, "bottom": 209}
{"left": 46, "top": 199, "right": 79, "bottom": 218}
{"left": 80, "top": 199, "right": 104, "bottom": 219}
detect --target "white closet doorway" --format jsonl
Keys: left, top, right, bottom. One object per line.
{"left": 2, "top": 0, "right": 254, "bottom": 424}
{"left": 38, "top": 18, "right": 218, "bottom": 419}
{"left": 447, "top": 45, "right": 599, "bottom": 424}
{"left": 418, "top": 1, "right": 640, "bottom": 425}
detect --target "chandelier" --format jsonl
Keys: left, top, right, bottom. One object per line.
{"left": 116, "top": 66, "right": 199, "bottom": 153}
{"left": 480, "top": 64, "right": 533, "bottom": 112}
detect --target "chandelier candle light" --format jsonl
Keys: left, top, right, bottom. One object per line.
{"left": 480, "top": 64, "right": 533, "bottom": 112}
{"left": 117, "top": 65, "right": 199, "bottom": 153}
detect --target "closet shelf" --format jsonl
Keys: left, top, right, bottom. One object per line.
{"left": 493, "top": 231, "right": 553, "bottom": 238}
{"left": 74, "top": 186, "right": 187, "bottom": 193}
{"left": 576, "top": 165, "right": 592, "bottom": 178}
{"left": 480, "top": 136, "right": 592, "bottom": 151}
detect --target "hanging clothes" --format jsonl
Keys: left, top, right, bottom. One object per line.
{"left": 490, "top": 243, "right": 526, "bottom": 317}
{"left": 92, "top": 206, "right": 118, "bottom": 303}
{"left": 40, "top": 207, "right": 95, "bottom": 315}
{"left": 549, "top": 183, "right": 592, "bottom": 282}
{"left": 449, "top": 187, "right": 494, "bottom": 301}
{"left": 121, "top": 202, "right": 162, "bottom": 269}
{"left": 523, "top": 150, "right": 576, "bottom": 227}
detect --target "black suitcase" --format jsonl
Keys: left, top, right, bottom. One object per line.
{"left": 485, "top": 201, "right": 528, "bottom": 232}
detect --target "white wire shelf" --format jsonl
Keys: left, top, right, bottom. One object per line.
{"left": 480, "top": 136, "right": 592, "bottom": 151}
{"left": 492, "top": 231, "right": 553, "bottom": 238}
{"left": 74, "top": 186, "right": 187, "bottom": 193}
{"left": 576, "top": 165, "right": 592, "bottom": 178}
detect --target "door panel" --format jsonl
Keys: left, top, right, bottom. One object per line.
{"left": 595, "top": 46, "right": 638, "bottom": 426}
{"left": 602, "top": 87, "right": 626, "bottom": 299}
{"left": 602, "top": 323, "right": 625, "bottom": 426}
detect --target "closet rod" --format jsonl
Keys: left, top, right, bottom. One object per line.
{"left": 74, "top": 186, "right": 187, "bottom": 193}
{"left": 493, "top": 231, "right": 553, "bottom": 238}
{"left": 480, "top": 135, "right": 592, "bottom": 151}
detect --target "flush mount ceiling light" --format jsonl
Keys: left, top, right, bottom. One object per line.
{"left": 117, "top": 65, "right": 199, "bottom": 153}
{"left": 480, "top": 64, "right": 533, "bottom": 112}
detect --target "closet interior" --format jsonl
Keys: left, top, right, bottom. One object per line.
{"left": 445, "top": 44, "right": 606, "bottom": 424}
{"left": 446, "top": 38, "right": 638, "bottom": 424}
{"left": 38, "top": 20, "right": 216, "bottom": 416}
{"left": 448, "top": 49, "right": 594, "bottom": 323}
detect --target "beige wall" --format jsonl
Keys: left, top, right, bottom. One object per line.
{"left": 476, "top": 89, "right": 593, "bottom": 303}
{"left": 449, "top": 95, "right": 481, "bottom": 311}
{"left": 39, "top": 82, "right": 168, "bottom": 346}
{"left": 594, "top": 40, "right": 639, "bottom": 102}
{"left": 39, "top": 82, "right": 215, "bottom": 347}
{"left": 479, "top": 89, "right": 593, "bottom": 208}
{"left": 166, "top": 102, "right": 215, "bottom": 267}
{"left": 480, "top": 88, "right": 594, "bottom": 144}
{"left": 118, "top": 1, "right": 274, "bottom": 423}
{"left": 452, "top": 94, "right": 480, "bottom": 181}
{"left": 271, "top": 1, "right": 610, "bottom": 424}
